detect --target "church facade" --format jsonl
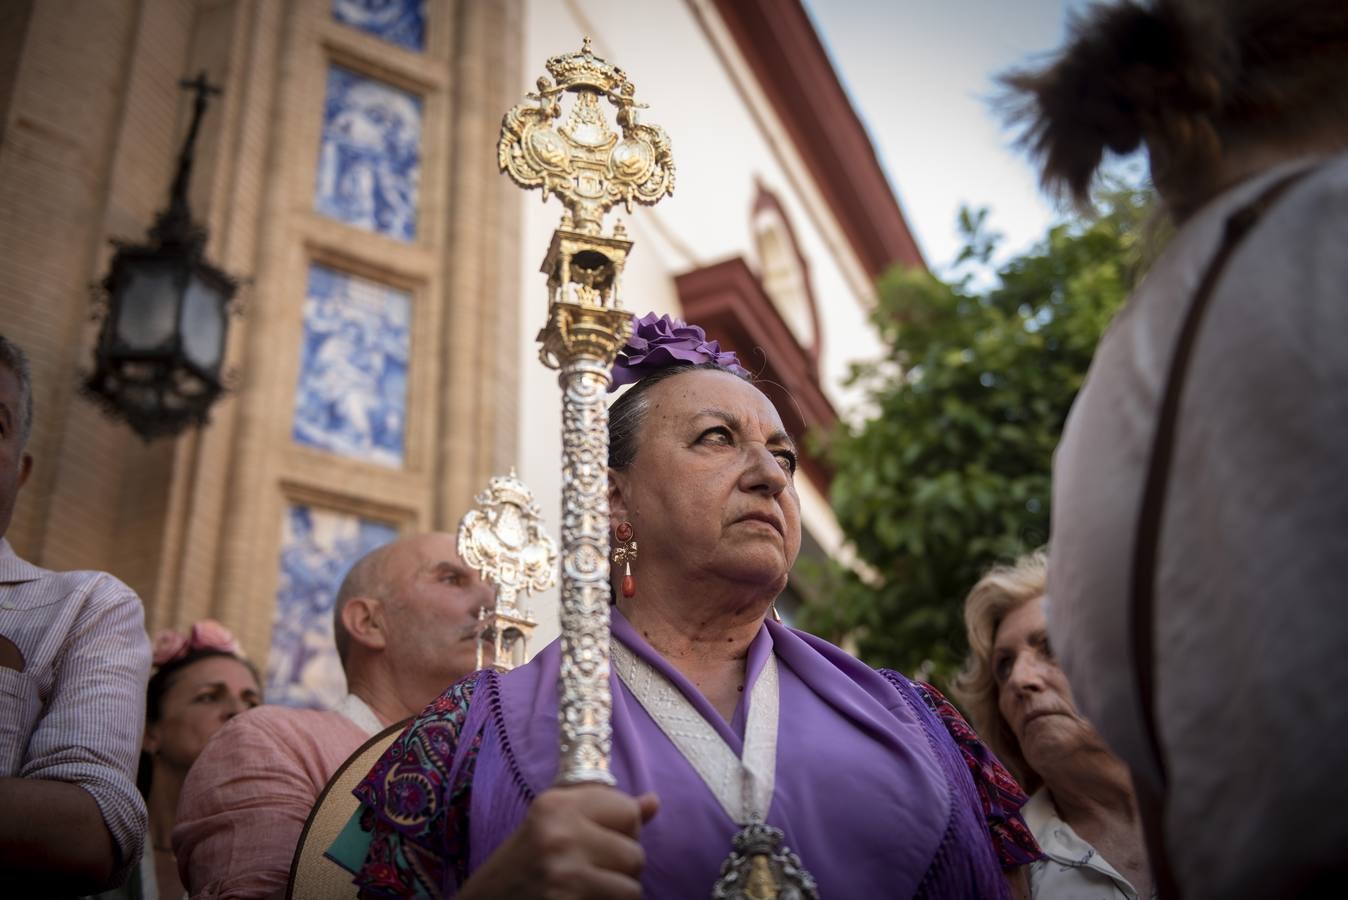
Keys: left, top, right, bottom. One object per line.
{"left": 0, "top": 0, "right": 922, "bottom": 705}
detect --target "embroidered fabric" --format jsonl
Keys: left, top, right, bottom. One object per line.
{"left": 888, "top": 672, "right": 1032, "bottom": 899}
{"left": 897, "top": 675, "right": 1043, "bottom": 869}
{"left": 349, "top": 673, "right": 489, "bottom": 895}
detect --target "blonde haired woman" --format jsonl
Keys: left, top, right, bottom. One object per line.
{"left": 956, "top": 552, "right": 1151, "bottom": 898}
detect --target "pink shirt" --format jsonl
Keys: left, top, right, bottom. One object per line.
{"left": 0, "top": 537, "right": 150, "bottom": 870}
{"left": 172, "top": 703, "right": 372, "bottom": 899}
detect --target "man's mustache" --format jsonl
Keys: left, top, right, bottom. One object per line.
{"left": 456, "top": 612, "right": 496, "bottom": 642}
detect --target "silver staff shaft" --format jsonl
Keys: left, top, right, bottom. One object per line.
{"left": 497, "top": 38, "right": 673, "bottom": 786}
{"left": 554, "top": 357, "right": 617, "bottom": 784}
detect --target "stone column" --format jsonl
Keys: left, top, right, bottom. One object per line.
{"left": 435, "top": 0, "right": 524, "bottom": 530}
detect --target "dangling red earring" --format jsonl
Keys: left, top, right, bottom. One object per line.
{"left": 614, "top": 521, "right": 638, "bottom": 599}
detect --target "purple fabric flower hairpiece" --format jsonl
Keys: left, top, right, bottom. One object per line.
{"left": 609, "top": 312, "right": 750, "bottom": 392}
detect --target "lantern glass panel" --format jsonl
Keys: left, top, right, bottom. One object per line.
{"left": 116, "top": 261, "right": 181, "bottom": 352}
{"left": 181, "top": 271, "right": 227, "bottom": 372}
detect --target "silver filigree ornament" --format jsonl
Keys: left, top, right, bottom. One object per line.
{"left": 457, "top": 469, "right": 558, "bottom": 671}
{"left": 712, "top": 821, "right": 820, "bottom": 900}
{"left": 499, "top": 35, "right": 672, "bottom": 786}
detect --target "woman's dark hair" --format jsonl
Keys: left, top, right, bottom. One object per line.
{"left": 137, "top": 648, "right": 260, "bottom": 798}
{"left": 0, "top": 332, "right": 33, "bottom": 444}
{"left": 608, "top": 361, "right": 750, "bottom": 470}
{"left": 1003, "top": 0, "right": 1348, "bottom": 215}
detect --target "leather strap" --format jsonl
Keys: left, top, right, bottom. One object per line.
{"left": 1128, "top": 165, "right": 1316, "bottom": 898}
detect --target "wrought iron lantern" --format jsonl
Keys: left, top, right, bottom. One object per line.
{"left": 83, "top": 72, "right": 240, "bottom": 440}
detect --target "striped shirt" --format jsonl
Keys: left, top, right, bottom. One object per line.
{"left": 0, "top": 537, "right": 151, "bottom": 869}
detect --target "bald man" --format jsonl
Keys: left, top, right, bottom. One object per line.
{"left": 173, "top": 533, "right": 494, "bottom": 900}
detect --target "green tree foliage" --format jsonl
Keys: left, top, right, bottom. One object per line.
{"left": 801, "top": 188, "right": 1159, "bottom": 683}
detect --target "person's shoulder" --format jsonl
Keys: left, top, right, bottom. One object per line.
{"left": 1213, "top": 155, "right": 1348, "bottom": 369}
{"left": 38, "top": 567, "right": 141, "bottom": 618}
{"left": 227, "top": 704, "right": 357, "bottom": 739}
{"left": 1255, "top": 153, "right": 1348, "bottom": 242}
{"left": 882, "top": 672, "right": 954, "bottom": 718}
{"left": 383, "top": 670, "right": 496, "bottom": 755}
{"left": 5, "top": 560, "right": 147, "bottom": 658}
{"left": 0, "top": 551, "right": 140, "bottom": 609}
{"left": 765, "top": 620, "right": 900, "bottom": 691}
{"left": 192, "top": 706, "right": 367, "bottom": 780}
{"left": 906, "top": 677, "right": 947, "bottom": 709}
{"left": 418, "top": 668, "right": 494, "bottom": 718}
{"left": 1271, "top": 154, "right": 1348, "bottom": 270}
{"left": 883, "top": 674, "right": 985, "bottom": 745}
{"left": 1304, "top": 150, "right": 1348, "bottom": 198}
{"left": 74, "top": 570, "right": 141, "bottom": 611}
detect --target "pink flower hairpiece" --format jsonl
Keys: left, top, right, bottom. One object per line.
{"left": 609, "top": 312, "right": 749, "bottom": 392}
{"left": 151, "top": 619, "right": 243, "bottom": 668}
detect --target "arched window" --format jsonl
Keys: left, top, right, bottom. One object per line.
{"left": 751, "top": 183, "right": 821, "bottom": 366}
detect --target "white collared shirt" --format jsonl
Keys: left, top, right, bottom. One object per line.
{"left": 336, "top": 692, "right": 385, "bottom": 736}
{"left": 1024, "top": 788, "right": 1150, "bottom": 900}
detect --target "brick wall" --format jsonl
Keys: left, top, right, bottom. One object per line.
{"left": 0, "top": 0, "right": 525, "bottom": 661}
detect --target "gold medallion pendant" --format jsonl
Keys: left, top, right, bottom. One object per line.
{"left": 712, "top": 820, "right": 819, "bottom": 900}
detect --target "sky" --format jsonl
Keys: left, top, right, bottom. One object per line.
{"left": 803, "top": 0, "right": 1092, "bottom": 274}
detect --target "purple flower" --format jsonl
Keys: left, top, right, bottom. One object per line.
{"left": 609, "top": 312, "right": 749, "bottom": 391}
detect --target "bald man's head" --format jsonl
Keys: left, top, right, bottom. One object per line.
{"left": 332, "top": 532, "right": 496, "bottom": 719}
{"left": 333, "top": 541, "right": 397, "bottom": 668}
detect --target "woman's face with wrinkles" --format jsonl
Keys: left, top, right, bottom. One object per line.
{"left": 610, "top": 369, "right": 802, "bottom": 594}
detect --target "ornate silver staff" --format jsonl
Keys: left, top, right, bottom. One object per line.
{"left": 457, "top": 469, "right": 558, "bottom": 671}
{"left": 498, "top": 38, "right": 675, "bottom": 785}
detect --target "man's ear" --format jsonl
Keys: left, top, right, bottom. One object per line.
{"left": 17, "top": 452, "right": 31, "bottom": 490}
{"left": 608, "top": 468, "right": 631, "bottom": 525}
{"left": 341, "top": 596, "right": 388, "bottom": 652}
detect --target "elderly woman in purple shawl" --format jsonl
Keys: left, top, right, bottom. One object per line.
{"left": 330, "top": 314, "right": 1040, "bottom": 898}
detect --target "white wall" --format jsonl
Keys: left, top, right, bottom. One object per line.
{"left": 514, "top": 0, "right": 890, "bottom": 649}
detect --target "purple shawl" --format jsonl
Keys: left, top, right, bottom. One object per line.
{"left": 450, "top": 609, "right": 1009, "bottom": 898}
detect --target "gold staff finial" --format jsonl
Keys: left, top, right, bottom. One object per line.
{"left": 498, "top": 38, "right": 675, "bottom": 236}
{"left": 499, "top": 39, "right": 675, "bottom": 786}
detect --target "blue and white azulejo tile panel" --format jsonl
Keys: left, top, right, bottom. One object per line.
{"left": 293, "top": 264, "right": 411, "bottom": 467}
{"left": 267, "top": 503, "right": 398, "bottom": 710}
{"left": 315, "top": 66, "right": 422, "bottom": 241}
{"left": 332, "top": 0, "right": 426, "bottom": 52}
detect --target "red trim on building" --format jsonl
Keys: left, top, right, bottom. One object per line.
{"left": 710, "top": 0, "right": 926, "bottom": 278}
{"left": 676, "top": 257, "right": 836, "bottom": 491}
